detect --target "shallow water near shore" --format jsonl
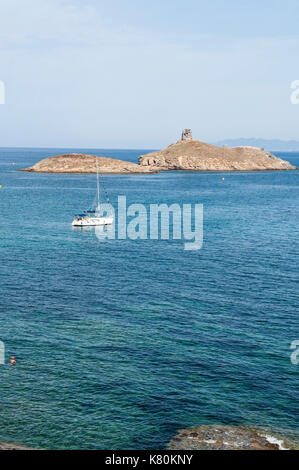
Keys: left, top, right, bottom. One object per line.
{"left": 0, "top": 148, "right": 298, "bottom": 449}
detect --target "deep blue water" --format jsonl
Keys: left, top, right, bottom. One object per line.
{"left": 0, "top": 148, "right": 298, "bottom": 449}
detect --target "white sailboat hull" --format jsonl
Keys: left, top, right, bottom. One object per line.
{"left": 72, "top": 217, "right": 114, "bottom": 227}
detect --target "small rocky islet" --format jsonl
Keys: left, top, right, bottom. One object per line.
{"left": 20, "top": 129, "right": 296, "bottom": 174}
{"left": 20, "top": 153, "right": 156, "bottom": 174}
{"left": 168, "top": 425, "right": 299, "bottom": 451}
{"left": 0, "top": 442, "right": 35, "bottom": 450}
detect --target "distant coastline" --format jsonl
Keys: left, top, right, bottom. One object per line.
{"left": 214, "top": 138, "right": 299, "bottom": 152}
{"left": 3, "top": 138, "right": 299, "bottom": 153}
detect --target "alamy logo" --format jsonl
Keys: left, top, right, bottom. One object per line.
{"left": 290, "top": 81, "right": 299, "bottom": 104}
{"left": 0, "top": 341, "right": 5, "bottom": 364}
{"left": 290, "top": 341, "right": 299, "bottom": 365}
{"left": 93, "top": 196, "right": 203, "bottom": 251}
{"left": 0, "top": 81, "right": 5, "bottom": 104}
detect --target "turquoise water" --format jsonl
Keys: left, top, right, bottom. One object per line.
{"left": 0, "top": 148, "right": 298, "bottom": 449}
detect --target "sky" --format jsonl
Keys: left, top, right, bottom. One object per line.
{"left": 0, "top": 0, "right": 299, "bottom": 148}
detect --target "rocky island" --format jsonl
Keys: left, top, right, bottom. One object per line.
{"left": 139, "top": 129, "right": 296, "bottom": 171}
{"left": 21, "top": 153, "right": 157, "bottom": 174}
{"left": 20, "top": 130, "right": 296, "bottom": 173}
{"left": 168, "top": 425, "right": 299, "bottom": 451}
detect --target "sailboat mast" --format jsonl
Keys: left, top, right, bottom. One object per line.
{"left": 96, "top": 158, "right": 100, "bottom": 212}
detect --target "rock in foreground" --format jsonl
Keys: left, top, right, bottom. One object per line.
{"left": 168, "top": 425, "right": 298, "bottom": 450}
{"left": 139, "top": 132, "right": 296, "bottom": 171}
{"left": 21, "top": 153, "right": 157, "bottom": 174}
{"left": 0, "top": 442, "right": 36, "bottom": 450}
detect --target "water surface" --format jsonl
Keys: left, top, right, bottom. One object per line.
{"left": 0, "top": 148, "right": 298, "bottom": 449}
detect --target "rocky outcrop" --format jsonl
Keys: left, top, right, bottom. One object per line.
{"left": 0, "top": 442, "right": 36, "bottom": 450}
{"left": 21, "top": 153, "right": 158, "bottom": 174}
{"left": 139, "top": 134, "right": 296, "bottom": 171}
{"left": 168, "top": 425, "right": 299, "bottom": 451}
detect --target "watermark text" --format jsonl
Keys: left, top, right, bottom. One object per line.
{"left": 94, "top": 196, "right": 203, "bottom": 251}
{"left": 0, "top": 341, "right": 5, "bottom": 364}
{"left": 290, "top": 80, "right": 299, "bottom": 104}
{"left": 0, "top": 81, "right": 5, "bottom": 104}
{"left": 290, "top": 340, "right": 299, "bottom": 365}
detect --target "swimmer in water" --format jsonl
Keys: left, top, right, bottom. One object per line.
{"left": 10, "top": 356, "right": 16, "bottom": 366}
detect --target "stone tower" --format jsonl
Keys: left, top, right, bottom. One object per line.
{"left": 181, "top": 129, "right": 193, "bottom": 142}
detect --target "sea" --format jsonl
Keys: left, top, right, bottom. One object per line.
{"left": 0, "top": 147, "right": 298, "bottom": 449}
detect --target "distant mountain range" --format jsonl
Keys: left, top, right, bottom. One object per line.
{"left": 213, "top": 138, "right": 299, "bottom": 151}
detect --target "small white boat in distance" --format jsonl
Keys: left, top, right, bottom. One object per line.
{"left": 72, "top": 159, "right": 114, "bottom": 227}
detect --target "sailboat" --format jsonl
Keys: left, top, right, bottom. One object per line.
{"left": 72, "top": 159, "right": 114, "bottom": 227}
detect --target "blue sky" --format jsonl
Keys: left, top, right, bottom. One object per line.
{"left": 0, "top": 0, "right": 299, "bottom": 147}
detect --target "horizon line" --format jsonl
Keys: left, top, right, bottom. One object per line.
{"left": 0, "top": 143, "right": 299, "bottom": 153}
